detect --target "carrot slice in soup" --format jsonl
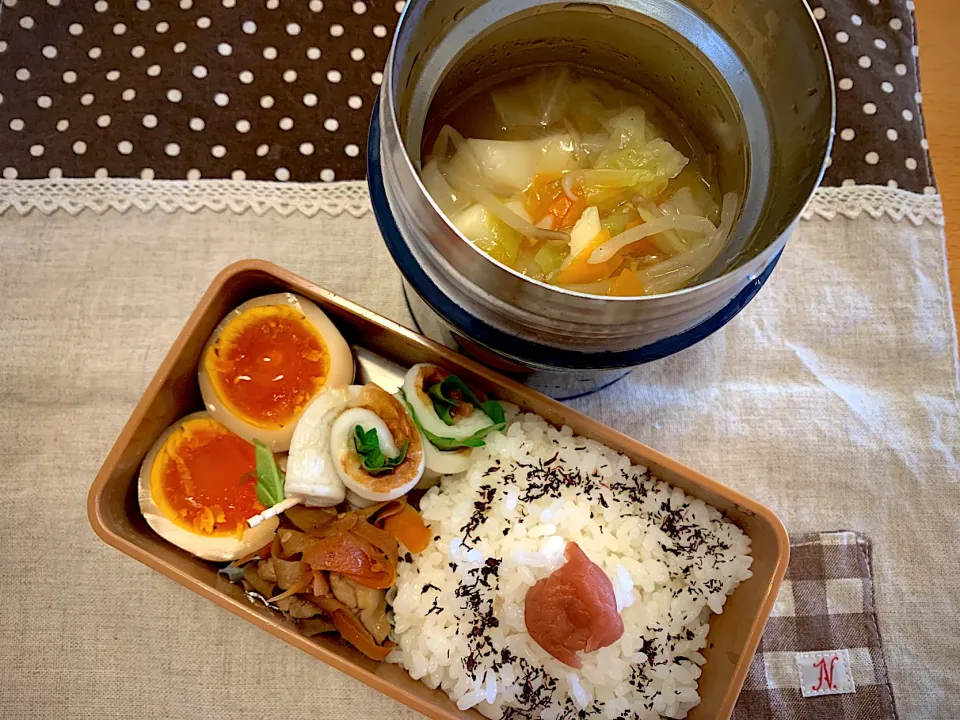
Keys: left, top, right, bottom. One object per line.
{"left": 610, "top": 269, "right": 646, "bottom": 297}
{"left": 524, "top": 173, "right": 563, "bottom": 217}
{"left": 555, "top": 230, "right": 622, "bottom": 285}
{"left": 525, "top": 175, "right": 585, "bottom": 230}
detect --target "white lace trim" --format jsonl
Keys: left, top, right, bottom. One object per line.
{"left": 0, "top": 178, "right": 945, "bottom": 226}
{"left": 0, "top": 178, "right": 372, "bottom": 218}
{"left": 802, "top": 185, "right": 944, "bottom": 226}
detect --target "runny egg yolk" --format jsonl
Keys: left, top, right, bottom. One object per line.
{"left": 204, "top": 304, "right": 330, "bottom": 429}
{"left": 150, "top": 417, "right": 263, "bottom": 537}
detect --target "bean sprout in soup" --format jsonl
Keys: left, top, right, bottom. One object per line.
{"left": 420, "top": 64, "right": 738, "bottom": 297}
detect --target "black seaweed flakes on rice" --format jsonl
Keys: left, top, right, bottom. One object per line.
{"left": 389, "top": 413, "right": 753, "bottom": 719}
{"left": 462, "top": 484, "right": 498, "bottom": 547}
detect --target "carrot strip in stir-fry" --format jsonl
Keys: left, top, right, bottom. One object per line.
{"left": 315, "top": 596, "right": 396, "bottom": 661}
{"left": 301, "top": 515, "right": 399, "bottom": 589}
{"left": 355, "top": 497, "right": 407, "bottom": 525}
{"left": 233, "top": 541, "right": 272, "bottom": 567}
{"left": 383, "top": 505, "right": 432, "bottom": 553}
{"left": 284, "top": 505, "right": 337, "bottom": 535}
{"left": 267, "top": 573, "right": 312, "bottom": 603}
{"left": 233, "top": 501, "right": 405, "bottom": 660}
{"left": 301, "top": 533, "right": 393, "bottom": 588}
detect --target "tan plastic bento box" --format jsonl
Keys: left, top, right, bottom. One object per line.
{"left": 88, "top": 260, "right": 788, "bottom": 720}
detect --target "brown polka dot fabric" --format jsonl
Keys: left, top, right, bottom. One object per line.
{"left": 813, "top": 0, "right": 935, "bottom": 193}
{"left": 0, "top": 0, "right": 398, "bottom": 182}
{"left": 0, "top": 0, "right": 937, "bottom": 192}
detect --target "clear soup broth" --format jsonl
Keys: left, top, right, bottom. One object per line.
{"left": 420, "top": 64, "right": 736, "bottom": 297}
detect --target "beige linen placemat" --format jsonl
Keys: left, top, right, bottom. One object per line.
{"left": 0, "top": 192, "right": 957, "bottom": 719}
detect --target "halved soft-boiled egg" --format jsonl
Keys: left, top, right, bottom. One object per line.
{"left": 199, "top": 293, "right": 353, "bottom": 452}
{"left": 138, "top": 412, "right": 278, "bottom": 561}
{"left": 286, "top": 383, "right": 425, "bottom": 505}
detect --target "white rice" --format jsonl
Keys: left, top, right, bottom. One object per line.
{"left": 388, "top": 413, "right": 753, "bottom": 720}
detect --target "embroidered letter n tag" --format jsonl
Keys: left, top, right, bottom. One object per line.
{"left": 796, "top": 649, "right": 856, "bottom": 697}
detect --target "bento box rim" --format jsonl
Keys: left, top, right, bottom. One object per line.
{"left": 87, "top": 258, "right": 790, "bottom": 720}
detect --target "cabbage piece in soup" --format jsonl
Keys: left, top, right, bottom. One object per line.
{"left": 420, "top": 65, "right": 737, "bottom": 297}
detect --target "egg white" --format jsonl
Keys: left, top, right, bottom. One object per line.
{"left": 138, "top": 411, "right": 279, "bottom": 562}
{"left": 198, "top": 293, "right": 354, "bottom": 452}
{"left": 403, "top": 363, "right": 494, "bottom": 440}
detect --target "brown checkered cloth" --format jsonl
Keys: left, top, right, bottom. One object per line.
{"left": 734, "top": 532, "right": 898, "bottom": 719}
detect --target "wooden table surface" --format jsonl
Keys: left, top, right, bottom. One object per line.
{"left": 914, "top": 2, "right": 959, "bottom": 327}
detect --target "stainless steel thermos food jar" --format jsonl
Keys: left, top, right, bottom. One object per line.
{"left": 368, "top": 0, "right": 834, "bottom": 398}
